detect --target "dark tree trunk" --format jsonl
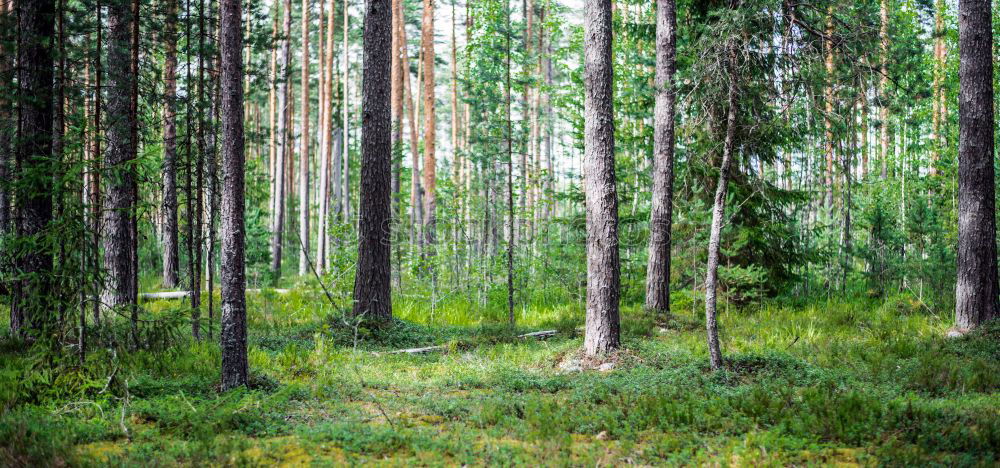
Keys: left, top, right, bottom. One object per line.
{"left": 270, "top": 0, "right": 291, "bottom": 280}
{"left": 704, "top": 49, "right": 739, "bottom": 372}
{"left": 11, "top": 0, "right": 57, "bottom": 334}
{"left": 161, "top": 0, "right": 180, "bottom": 288}
{"left": 955, "top": 0, "right": 998, "bottom": 329}
{"left": 219, "top": 0, "right": 248, "bottom": 391}
{"left": 582, "top": 0, "right": 620, "bottom": 357}
{"left": 101, "top": 0, "right": 137, "bottom": 314}
{"left": 0, "top": 0, "right": 12, "bottom": 238}
{"left": 352, "top": 0, "right": 392, "bottom": 323}
{"left": 645, "top": 0, "right": 676, "bottom": 315}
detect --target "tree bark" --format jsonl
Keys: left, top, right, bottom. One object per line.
{"left": 955, "top": 0, "right": 998, "bottom": 329}
{"left": 352, "top": 0, "right": 392, "bottom": 323}
{"left": 878, "top": 0, "right": 889, "bottom": 179}
{"left": 505, "top": 0, "right": 515, "bottom": 325}
{"left": 421, "top": 0, "right": 436, "bottom": 250}
{"left": 391, "top": 0, "right": 404, "bottom": 283}
{"left": 400, "top": 2, "right": 422, "bottom": 250}
{"left": 704, "top": 49, "right": 739, "bottom": 371}
{"left": 101, "top": 0, "right": 137, "bottom": 314}
{"left": 341, "top": 0, "right": 350, "bottom": 221}
{"left": 0, "top": 0, "right": 12, "bottom": 238}
{"left": 270, "top": 0, "right": 292, "bottom": 280}
{"left": 319, "top": 0, "right": 336, "bottom": 272}
{"left": 161, "top": 0, "right": 180, "bottom": 288}
{"left": 11, "top": 0, "right": 57, "bottom": 334}
{"left": 823, "top": 7, "right": 835, "bottom": 209}
{"left": 582, "top": 0, "right": 620, "bottom": 358}
{"left": 298, "top": 0, "right": 311, "bottom": 276}
{"left": 220, "top": 0, "right": 248, "bottom": 391}
{"left": 644, "top": 0, "right": 676, "bottom": 315}
{"left": 268, "top": 11, "right": 278, "bottom": 233}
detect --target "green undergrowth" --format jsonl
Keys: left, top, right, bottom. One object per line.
{"left": 1, "top": 291, "right": 998, "bottom": 466}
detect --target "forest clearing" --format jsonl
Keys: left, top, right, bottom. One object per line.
{"left": 2, "top": 0, "right": 1000, "bottom": 465}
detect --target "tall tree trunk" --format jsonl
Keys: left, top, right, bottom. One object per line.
{"left": 449, "top": 0, "right": 458, "bottom": 228}
{"left": 704, "top": 48, "right": 739, "bottom": 372}
{"left": 220, "top": 0, "right": 248, "bottom": 391}
{"left": 268, "top": 11, "right": 278, "bottom": 232}
{"left": 11, "top": 0, "right": 57, "bottom": 334}
{"left": 341, "top": 0, "right": 350, "bottom": 221}
{"left": 319, "top": 0, "right": 336, "bottom": 272}
{"left": 0, "top": 0, "right": 12, "bottom": 238}
{"left": 270, "top": 0, "right": 292, "bottom": 280}
{"left": 644, "top": 0, "right": 676, "bottom": 315}
{"left": 400, "top": 2, "right": 422, "bottom": 250}
{"left": 582, "top": 0, "right": 620, "bottom": 358}
{"left": 391, "top": 0, "right": 403, "bottom": 283}
{"left": 205, "top": 1, "right": 221, "bottom": 338}
{"left": 930, "top": 0, "right": 945, "bottom": 177}
{"left": 91, "top": 1, "right": 104, "bottom": 326}
{"left": 353, "top": 0, "right": 392, "bottom": 322}
{"left": 505, "top": 0, "right": 515, "bottom": 324}
{"left": 129, "top": 0, "right": 140, "bottom": 345}
{"left": 421, "top": 0, "right": 436, "bottom": 251}
{"left": 878, "top": 0, "right": 889, "bottom": 179}
{"left": 299, "top": 0, "right": 311, "bottom": 276}
{"left": 101, "top": 0, "right": 137, "bottom": 315}
{"left": 162, "top": 0, "right": 180, "bottom": 288}
{"left": 860, "top": 87, "right": 868, "bottom": 179}
{"left": 823, "top": 7, "right": 835, "bottom": 209}
{"left": 955, "top": 0, "right": 998, "bottom": 329}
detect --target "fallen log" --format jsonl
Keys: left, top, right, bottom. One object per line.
{"left": 378, "top": 330, "right": 558, "bottom": 356}
{"left": 139, "top": 288, "right": 292, "bottom": 301}
{"left": 139, "top": 291, "right": 190, "bottom": 300}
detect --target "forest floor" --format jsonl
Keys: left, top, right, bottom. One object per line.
{"left": 2, "top": 289, "right": 1000, "bottom": 466}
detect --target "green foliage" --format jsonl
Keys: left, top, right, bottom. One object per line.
{"left": 4, "top": 290, "right": 999, "bottom": 465}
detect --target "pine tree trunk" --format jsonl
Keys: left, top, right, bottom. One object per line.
{"left": 644, "top": 0, "right": 676, "bottom": 315}
{"left": 341, "top": 0, "right": 350, "bottom": 221}
{"left": 319, "top": 0, "right": 336, "bottom": 272}
{"left": 220, "top": 0, "right": 248, "bottom": 391}
{"left": 11, "top": 0, "right": 57, "bottom": 333}
{"left": 704, "top": 48, "right": 739, "bottom": 372}
{"left": 391, "top": 0, "right": 404, "bottom": 283}
{"left": 823, "top": 7, "right": 835, "bottom": 209}
{"left": 400, "top": 3, "right": 423, "bottom": 250}
{"left": 955, "top": 0, "right": 998, "bottom": 329}
{"left": 352, "top": 0, "right": 392, "bottom": 323}
{"left": 582, "top": 0, "right": 620, "bottom": 358}
{"left": 860, "top": 88, "right": 868, "bottom": 179}
{"left": 421, "top": 0, "right": 436, "bottom": 250}
{"left": 101, "top": 0, "right": 137, "bottom": 314}
{"left": 0, "top": 0, "right": 11, "bottom": 238}
{"left": 91, "top": 2, "right": 104, "bottom": 326}
{"left": 878, "top": 0, "right": 889, "bottom": 179}
{"left": 930, "top": 0, "right": 945, "bottom": 177}
{"left": 270, "top": 0, "right": 292, "bottom": 280}
{"left": 298, "top": 0, "right": 311, "bottom": 276}
{"left": 205, "top": 3, "right": 220, "bottom": 338}
{"left": 161, "top": 0, "right": 180, "bottom": 288}
{"left": 505, "top": 0, "right": 515, "bottom": 325}
{"left": 268, "top": 12, "right": 278, "bottom": 232}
